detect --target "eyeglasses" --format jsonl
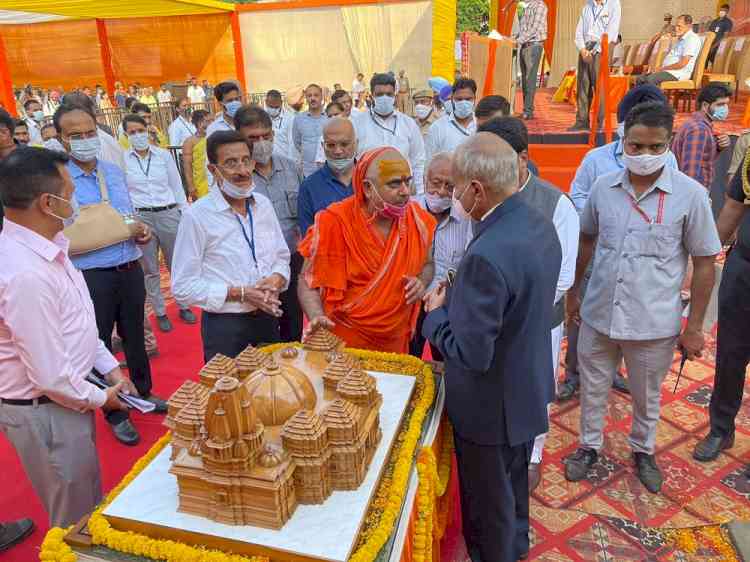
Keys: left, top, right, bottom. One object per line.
{"left": 219, "top": 157, "right": 254, "bottom": 171}
{"left": 64, "top": 130, "right": 98, "bottom": 141}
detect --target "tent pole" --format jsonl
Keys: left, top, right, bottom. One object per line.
{"left": 0, "top": 34, "right": 17, "bottom": 117}
{"left": 231, "top": 11, "right": 248, "bottom": 96}
{"left": 96, "top": 19, "right": 117, "bottom": 99}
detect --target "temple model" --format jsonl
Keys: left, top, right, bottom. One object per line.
{"left": 165, "top": 327, "right": 383, "bottom": 529}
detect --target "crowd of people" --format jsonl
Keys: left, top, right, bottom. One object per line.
{"left": 0, "top": 5, "right": 748, "bottom": 561}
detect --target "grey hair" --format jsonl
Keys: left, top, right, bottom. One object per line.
{"left": 427, "top": 151, "right": 453, "bottom": 171}
{"left": 452, "top": 133, "right": 518, "bottom": 194}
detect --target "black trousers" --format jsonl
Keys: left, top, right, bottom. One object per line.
{"left": 636, "top": 71, "right": 678, "bottom": 87}
{"left": 709, "top": 250, "right": 750, "bottom": 437}
{"left": 201, "top": 311, "right": 280, "bottom": 362}
{"left": 82, "top": 262, "right": 151, "bottom": 425}
{"left": 519, "top": 42, "right": 544, "bottom": 115}
{"left": 575, "top": 52, "right": 604, "bottom": 127}
{"left": 454, "top": 431, "right": 532, "bottom": 562}
{"left": 279, "top": 252, "right": 304, "bottom": 342}
{"left": 410, "top": 306, "right": 443, "bottom": 360}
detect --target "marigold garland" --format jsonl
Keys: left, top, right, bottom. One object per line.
{"left": 40, "top": 345, "right": 438, "bottom": 562}
{"left": 663, "top": 524, "right": 740, "bottom": 561}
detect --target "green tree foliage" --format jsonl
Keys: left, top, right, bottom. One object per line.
{"left": 457, "top": 0, "right": 490, "bottom": 33}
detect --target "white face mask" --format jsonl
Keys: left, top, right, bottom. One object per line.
{"left": 453, "top": 100, "right": 475, "bottom": 120}
{"left": 621, "top": 149, "right": 671, "bottom": 176}
{"left": 252, "top": 140, "right": 274, "bottom": 165}
{"left": 129, "top": 131, "right": 150, "bottom": 151}
{"left": 67, "top": 136, "right": 101, "bottom": 162}
{"left": 425, "top": 192, "right": 452, "bottom": 214}
{"left": 266, "top": 106, "right": 282, "bottom": 119}
{"left": 217, "top": 170, "right": 254, "bottom": 199}
{"left": 452, "top": 184, "right": 476, "bottom": 221}
{"left": 414, "top": 104, "right": 432, "bottom": 120}
{"left": 46, "top": 193, "right": 78, "bottom": 224}
{"left": 327, "top": 156, "right": 355, "bottom": 173}
{"left": 373, "top": 95, "right": 395, "bottom": 116}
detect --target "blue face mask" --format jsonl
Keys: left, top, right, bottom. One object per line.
{"left": 711, "top": 105, "right": 729, "bottom": 121}
{"left": 224, "top": 100, "right": 242, "bottom": 118}
{"left": 453, "top": 100, "right": 474, "bottom": 120}
{"left": 373, "top": 95, "right": 395, "bottom": 116}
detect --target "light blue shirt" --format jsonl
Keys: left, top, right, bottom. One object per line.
{"left": 570, "top": 139, "right": 678, "bottom": 213}
{"left": 68, "top": 159, "right": 141, "bottom": 270}
{"left": 574, "top": 0, "right": 621, "bottom": 53}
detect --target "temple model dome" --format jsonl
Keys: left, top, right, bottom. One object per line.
{"left": 245, "top": 358, "right": 317, "bottom": 427}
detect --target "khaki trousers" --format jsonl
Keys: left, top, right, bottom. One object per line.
{"left": 578, "top": 322, "right": 676, "bottom": 454}
{"left": 0, "top": 401, "right": 102, "bottom": 527}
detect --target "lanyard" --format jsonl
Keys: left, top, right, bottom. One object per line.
{"left": 135, "top": 152, "right": 152, "bottom": 177}
{"left": 179, "top": 116, "right": 193, "bottom": 135}
{"left": 450, "top": 119, "right": 471, "bottom": 137}
{"left": 628, "top": 190, "right": 666, "bottom": 225}
{"left": 234, "top": 198, "right": 257, "bottom": 265}
{"left": 592, "top": 2, "right": 606, "bottom": 23}
{"left": 370, "top": 111, "right": 397, "bottom": 136}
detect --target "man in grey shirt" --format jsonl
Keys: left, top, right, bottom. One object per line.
{"left": 292, "top": 84, "right": 327, "bottom": 177}
{"left": 564, "top": 102, "right": 721, "bottom": 494}
{"left": 236, "top": 105, "right": 304, "bottom": 342}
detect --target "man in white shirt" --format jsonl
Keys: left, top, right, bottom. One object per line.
{"left": 122, "top": 114, "right": 195, "bottom": 333}
{"left": 156, "top": 84, "right": 172, "bottom": 105}
{"left": 638, "top": 15, "right": 702, "bottom": 86}
{"left": 353, "top": 73, "right": 426, "bottom": 193}
{"left": 22, "top": 99, "right": 44, "bottom": 145}
{"left": 265, "top": 89, "right": 296, "bottom": 159}
{"left": 570, "top": 0, "right": 621, "bottom": 131}
{"left": 186, "top": 77, "right": 206, "bottom": 105}
{"left": 425, "top": 78, "right": 477, "bottom": 162}
{"left": 205, "top": 81, "right": 242, "bottom": 138}
{"left": 172, "top": 130, "right": 290, "bottom": 361}
{"left": 352, "top": 72, "right": 366, "bottom": 106}
{"left": 167, "top": 97, "right": 197, "bottom": 149}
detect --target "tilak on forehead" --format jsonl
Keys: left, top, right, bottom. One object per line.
{"left": 375, "top": 158, "right": 411, "bottom": 180}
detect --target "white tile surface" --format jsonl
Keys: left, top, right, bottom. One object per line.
{"left": 104, "top": 372, "right": 416, "bottom": 562}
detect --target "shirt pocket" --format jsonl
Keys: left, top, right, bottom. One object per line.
{"left": 629, "top": 223, "right": 682, "bottom": 259}
{"left": 285, "top": 190, "right": 299, "bottom": 220}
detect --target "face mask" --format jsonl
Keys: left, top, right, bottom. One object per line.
{"left": 443, "top": 100, "right": 454, "bottom": 115}
{"left": 452, "top": 184, "right": 476, "bottom": 221}
{"left": 414, "top": 104, "right": 432, "bottom": 120}
{"left": 252, "top": 140, "right": 274, "bottom": 165}
{"left": 616, "top": 122, "right": 625, "bottom": 138}
{"left": 425, "top": 192, "right": 453, "bottom": 214}
{"left": 453, "top": 100, "right": 474, "bottom": 120}
{"left": 217, "top": 170, "right": 254, "bottom": 199}
{"left": 67, "top": 136, "right": 101, "bottom": 162}
{"left": 267, "top": 106, "right": 282, "bottom": 119}
{"left": 223, "top": 100, "right": 242, "bottom": 118}
{"left": 711, "top": 105, "right": 729, "bottom": 121}
{"left": 368, "top": 181, "right": 408, "bottom": 220}
{"left": 32, "top": 110, "right": 45, "bottom": 122}
{"left": 373, "top": 95, "right": 395, "bottom": 116}
{"left": 129, "top": 131, "right": 150, "bottom": 151}
{"left": 621, "top": 149, "right": 671, "bottom": 176}
{"left": 46, "top": 193, "right": 77, "bottom": 223}
{"left": 43, "top": 138, "right": 65, "bottom": 152}
{"left": 327, "top": 156, "right": 355, "bottom": 173}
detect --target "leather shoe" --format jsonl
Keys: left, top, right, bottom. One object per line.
{"left": 179, "top": 308, "right": 197, "bottom": 324}
{"left": 612, "top": 372, "right": 629, "bottom": 394}
{"left": 518, "top": 552, "right": 529, "bottom": 560}
{"left": 0, "top": 518, "right": 34, "bottom": 552}
{"left": 693, "top": 432, "right": 734, "bottom": 462}
{"left": 567, "top": 122, "right": 589, "bottom": 132}
{"left": 528, "top": 462, "right": 542, "bottom": 493}
{"left": 634, "top": 452, "right": 662, "bottom": 493}
{"left": 141, "top": 393, "right": 168, "bottom": 414}
{"left": 111, "top": 419, "right": 140, "bottom": 446}
{"left": 156, "top": 315, "right": 173, "bottom": 332}
{"left": 556, "top": 379, "right": 579, "bottom": 402}
{"left": 564, "top": 448, "right": 597, "bottom": 482}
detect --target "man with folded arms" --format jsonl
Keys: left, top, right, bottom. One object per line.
{"left": 0, "top": 147, "right": 131, "bottom": 528}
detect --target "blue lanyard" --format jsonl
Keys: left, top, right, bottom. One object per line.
{"left": 613, "top": 141, "right": 625, "bottom": 169}
{"left": 234, "top": 198, "right": 257, "bottom": 265}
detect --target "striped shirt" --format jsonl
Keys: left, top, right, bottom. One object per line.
{"left": 515, "top": 0, "right": 548, "bottom": 45}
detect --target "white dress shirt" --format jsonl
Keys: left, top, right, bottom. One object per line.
{"left": 574, "top": 0, "right": 621, "bottom": 53}
{"left": 206, "top": 115, "right": 234, "bottom": 138}
{"left": 187, "top": 85, "right": 206, "bottom": 104}
{"left": 0, "top": 220, "right": 115, "bottom": 412}
{"left": 171, "top": 188, "right": 291, "bottom": 314}
{"left": 168, "top": 115, "right": 196, "bottom": 148}
{"left": 157, "top": 90, "right": 173, "bottom": 104}
{"left": 662, "top": 30, "right": 703, "bottom": 81}
{"left": 125, "top": 146, "right": 188, "bottom": 211}
{"left": 24, "top": 118, "right": 43, "bottom": 145}
{"left": 353, "top": 110, "right": 426, "bottom": 193}
{"left": 425, "top": 114, "right": 477, "bottom": 162}
{"left": 271, "top": 110, "right": 297, "bottom": 160}
{"left": 97, "top": 129, "right": 126, "bottom": 171}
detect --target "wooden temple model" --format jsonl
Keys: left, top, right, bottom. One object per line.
{"left": 165, "top": 328, "right": 383, "bottom": 529}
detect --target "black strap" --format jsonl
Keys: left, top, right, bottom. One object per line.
{"left": 135, "top": 152, "right": 152, "bottom": 177}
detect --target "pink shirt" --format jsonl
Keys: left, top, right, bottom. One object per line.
{"left": 0, "top": 220, "right": 114, "bottom": 411}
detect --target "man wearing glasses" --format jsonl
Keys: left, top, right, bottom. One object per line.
{"left": 171, "top": 130, "right": 290, "bottom": 361}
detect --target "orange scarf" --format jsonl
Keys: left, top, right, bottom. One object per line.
{"left": 298, "top": 148, "right": 436, "bottom": 353}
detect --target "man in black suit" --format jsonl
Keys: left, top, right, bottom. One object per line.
{"left": 423, "top": 132, "right": 562, "bottom": 562}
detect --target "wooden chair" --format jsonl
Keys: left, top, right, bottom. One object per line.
{"left": 704, "top": 36, "right": 749, "bottom": 101}
{"left": 661, "top": 32, "right": 715, "bottom": 111}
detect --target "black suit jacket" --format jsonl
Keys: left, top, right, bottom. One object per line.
{"left": 423, "top": 193, "right": 562, "bottom": 446}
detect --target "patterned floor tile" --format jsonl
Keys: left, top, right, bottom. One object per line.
{"left": 658, "top": 452, "right": 704, "bottom": 502}
{"left": 660, "top": 509, "right": 710, "bottom": 528}
{"left": 671, "top": 359, "right": 715, "bottom": 384}
{"left": 528, "top": 547, "right": 578, "bottom": 562}
{"left": 602, "top": 516, "right": 668, "bottom": 553}
{"left": 553, "top": 403, "right": 582, "bottom": 435}
{"left": 659, "top": 401, "right": 709, "bottom": 433}
{"left": 654, "top": 418, "right": 688, "bottom": 453}
{"left": 530, "top": 504, "right": 590, "bottom": 534}
{"left": 668, "top": 436, "right": 737, "bottom": 477}
{"left": 597, "top": 474, "right": 682, "bottom": 526}
{"left": 565, "top": 520, "right": 647, "bottom": 561}
{"left": 533, "top": 462, "right": 592, "bottom": 508}
{"left": 719, "top": 465, "right": 750, "bottom": 501}
{"left": 572, "top": 493, "right": 633, "bottom": 519}
{"left": 684, "top": 485, "right": 750, "bottom": 522}
{"left": 682, "top": 385, "right": 713, "bottom": 409}
{"left": 541, "top": 421, "right": 579, "bottom": 456}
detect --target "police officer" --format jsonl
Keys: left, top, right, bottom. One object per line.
{"left": 693, "top": 156, "right": 750, "bottom": 467}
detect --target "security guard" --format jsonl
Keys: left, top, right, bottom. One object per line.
{"left": 694, "top": 155, "right": 750, "bottom": 466}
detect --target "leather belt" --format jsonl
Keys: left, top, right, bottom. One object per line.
{"left": 0, "top": 396, "right": 52, "bottom": 406}
{"left": 90, "top": 259, "right": 140, "bottom": 273}
{"left": 136, "top": 203, "right": 177, "bottom": 213}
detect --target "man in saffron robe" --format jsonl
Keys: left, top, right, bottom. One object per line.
{"left": 297, "top": 147, "right": 436, "bottom": 353}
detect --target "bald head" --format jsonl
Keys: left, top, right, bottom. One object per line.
{"left": 454, "top": 133, "right": 518, "bottom": 195}
{"left": 365, "top": 148, "right": 410, "bottom": 183}
{"left": 322, "top": 117, "right": 357, "bottom": 167}
{"left": 361, "top": 148, "right": 411, "bottom": 213}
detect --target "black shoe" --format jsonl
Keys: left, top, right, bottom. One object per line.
{"left": 567, "top": 122, "right": 590, "bottom": 132}
{"left": 111, "top": 419, "right": 140, "bottom": 446}
{"left": 612, "top": 372, "right": 629, "bottom": 394}
{"left": 156, "top": 315, "right": 173, "bottom": 333}
{"left": 522, "top": 112, "right": 533, "bottom": 120}
{"left": 179, "top": 308, "right": 197, "bottom": 324}
{"left": 518, "top": 552, "right": 529, "bottom": 560}
{"left": 564, "top": 448, "right": 597, "bottom": 482}
{"left": 140, "top": 393, "right": 168, "bottom": 414}
{"left": 634, "top": 452, "right": 663, "bottom": 493}
{"left": 693, "top": 431, "right": 735, "bottom": 462}
{"left": 0, "top": 518, "right": 34, "bottom": 552}
{"left": 557, "top": 379, "right": 579, "bottom": 402}
{"left": 528, "top": 462, "right": 542, "bottom": 493}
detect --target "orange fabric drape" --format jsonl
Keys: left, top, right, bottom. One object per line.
{"left": 96, "top": 19, "right": 117, "bottom": 99}
{"left": 0, "top": 34, "right": 16, "bottom": 116}
{"left": 298, "top": 148, "right": 436, "bottom": 353}
{"left": 482, "top": 40, "right": 500, "bottom": 96}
